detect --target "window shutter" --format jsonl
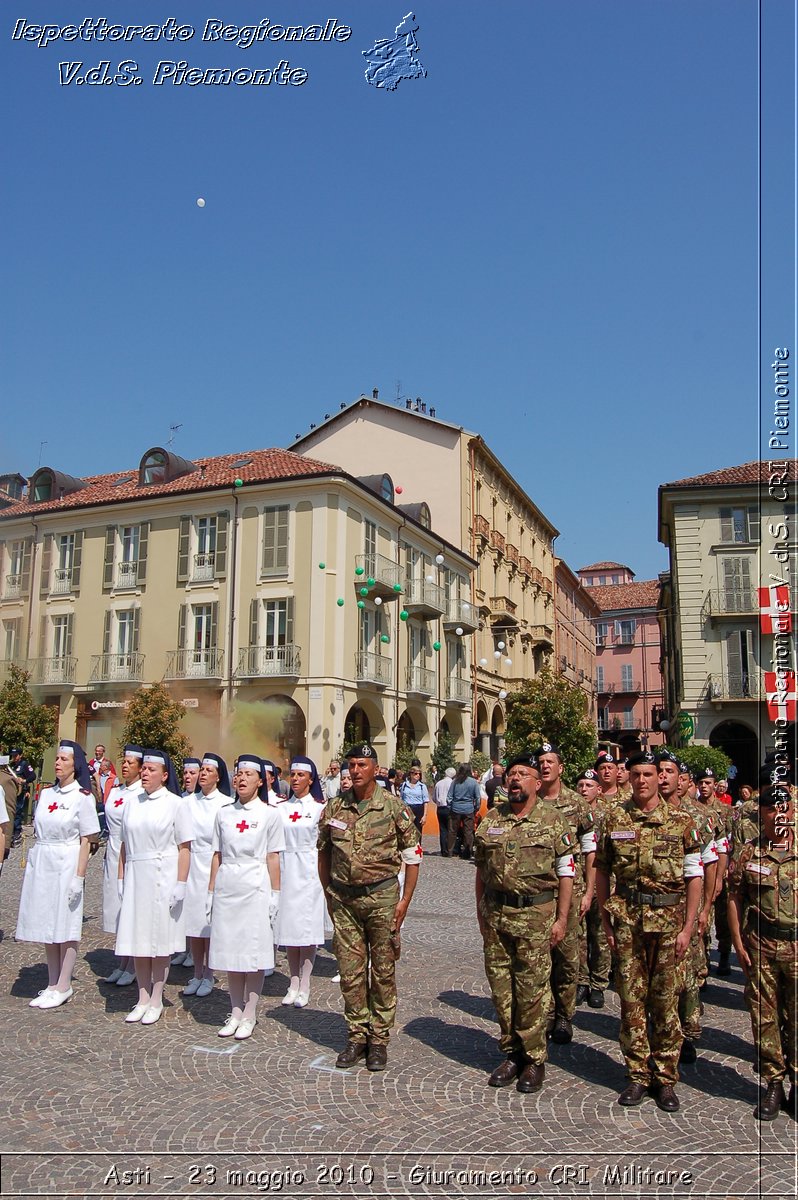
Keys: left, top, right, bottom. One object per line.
{"left": 65, "top": 613, "right": 74, "bottom": 658}
{"left": 215, "top": 512, "right": 229, "bottom": 578}
{"left": 40, "top": 534, "right": 52, "bottom": 598}
{"left": 177, "top": 517, "right": 191, "bottom": 582}
{"left": 132, "top": 608, "right": 141, "bottom": 652}
{"left": 719, "top": 508, "right": 733, "bottom": 542}
{"left": 138, "top": 523, "right": 149, "bottom": 583}
{"left": 285, "top": 597, "right": 294, "bottom": 645}
{"left": 725, "top": 631, "right": 742, "bottom": 684}
{"left": 20, "top": 539, "right": 32, "bottom": 595}
{"left": 177, "top": 604, "right": 187, "bottom": 650}
{"left": 103, "top": 527, "right": 115, "bottom": 590}
{"left": 103, "top": 611, "right": 112, "bottom": 655}
{"left": 71, "top": 531, "right": 83, "bottom": 590}
{"left": 249, "top": 598, "right": 259, "bottom": 648}
{"left": 614, "top": 620, "right": 622, "bottom": 639}
{"left": 262, "top": 509, "right": 274, "bottom": 573}
{"left": 210, "top": 602, "right": 218, "bottom": 649}
{"left": 747, "top": 506, "right": 760, "bottom": 544}
{"left": 38, "top": 615, "right": 47, "bottom": 658}
{"left": 0, "top": 542, "right": 4, "bottom": 579}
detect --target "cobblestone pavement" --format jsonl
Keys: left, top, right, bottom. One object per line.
{"left": 1, "top": 834, "right": 795, "bottom": 1199}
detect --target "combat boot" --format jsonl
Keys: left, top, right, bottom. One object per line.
{"left": 754, "top": 1081, "right": 785, "bottom": 1121}
{"left": 716, "top": 951, "right": 731, "bottom": 976}
{"left": 575, "top": 985, "right": 590, "bottom": 1006}
{"left": 335, "top": 1041, "right": 367, "bottom": 1069}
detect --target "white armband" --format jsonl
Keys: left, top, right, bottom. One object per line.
{"left": 717, "top": 835, "right": 730, "bottom": 855}
{"left": 579, "top": 830, "right": 597, "bottom": 854}
{"left": 401, "top": 844, "right": 423, "bottom": 865}
{"left": 683, "top": 852, "right": 704, "bottom": 878}
{"left": 555, "top": 853, "right": 576, "bottom": 878}
{"left": 701, "top": 839, "right": 718, "bottom": 865}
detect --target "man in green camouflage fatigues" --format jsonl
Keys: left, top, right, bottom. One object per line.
{"left": 474, "top": 755, "right": 575, "bottom": 1094}
{"left": 728, "top": 785, "right": 797, "bottom": 1121}
{"left": 596, "top": 751, "right": 703, "bottom": 1113}
{"left": 576, "top": 768, "right": 612, "bottom": 1008}
{"left": 695, "top": 768, "right": 733, "bottom": 974}
{"left": 317, "top": 743, "right": 421, "bottom": 1071}
{"left": 536, "top": 743, "right": 596, "bottom": 1041}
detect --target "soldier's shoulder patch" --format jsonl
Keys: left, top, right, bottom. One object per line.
{"left": 560, "top": 830, "right": 573, "bottom": 848}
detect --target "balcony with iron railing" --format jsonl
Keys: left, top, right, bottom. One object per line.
{"left": 29, "top": 656, "right": 77, "bottom": 685}
{"left": 355, "top": 649, "right": 392, "bottom": 687}
{"left": 236, "top": 644, "right": 301, "bottom": 677}
{"left": 116, "top": 561, "right": 140, "bottom": 590}
{"left": 90, "top": 652, "right": 145, "bottom": 683}
{"left": 192, "top": 552, "right": 216, "bottom": 583}
{"left": 615, "top": 678, "right": 642, "bottom": 694}
{"left": 703, "top": 588, "right": 760, "bottom": 618}
{"left": 3, "top": 573, "right": 21, "bottom": 600}
{"left": 446, "top": 676, "right": 471, "bottom": 705}
{"left": 403, "top": 577, "right": 445, "bottom": 618}
{"left": 405, "top": 664, "right": 436, "bottom": 696}
{"left": 597, "top": 683, "right": 616, "bottom": 696}
{"left": 51, "top": 568, "right": 73, "bottom": 596}
{"left": 354, "top": 553, "right": 403, "bottom": 598}
{"left": 443, "top": 596, "right": 479, "bottom": 632}
{"left": 703, "top": 669, "right": 764, "bottom": 701}
{"left": 165, "top": 648, "right": 224, "bottom": 680}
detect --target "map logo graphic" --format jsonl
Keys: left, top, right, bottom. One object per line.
{"left": 362, "top": 12, "right": 427, "bottom": 91}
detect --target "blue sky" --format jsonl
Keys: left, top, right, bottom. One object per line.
{"left": 3, "top": 1, "right": 795, "bottom": 580}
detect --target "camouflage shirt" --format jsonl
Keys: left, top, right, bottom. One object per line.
{"left": 728, "top": 826, "right": 797, "bottom": 958}
{"left": 694, "top": 796, "right": 732, "bottom": 854}
{"left": 730, "top": 800, "right": 760, "bottom": 863}
{"left": 317, "top": 784, "right": 420, "bottom": 887}
{"left": 541, "top": 784, "right": 595, "bottom": 889}
{"left": 596, "top": 797, "right": 702, "bottom": 933}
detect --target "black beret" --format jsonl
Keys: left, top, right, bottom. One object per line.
{"left": 695, "top": 768, "right": 715, "bottom": 781}
{"left": 655, "top": 750, "right": 680, "bottom": 766}
{"left": 506, "top": 755, "right": 539, "bottom": 772}
{"left": 344, "top": 743, "right": 377, "bottom": 760}
{"left": 594, "top": 751, "right": 616, "bottom": 767}
{"left": 626, "top": 751, "right": 657, "bottom": 768}
{"left": 759, "top": 785, "right": 791, "bottom": 809}
{"left": 576, "top": 768, "right": 598, "bottom": 783}
{"left": 534, "top": 742, "right": 562, "bottom": 758}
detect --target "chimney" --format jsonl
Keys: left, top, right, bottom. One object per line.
{"left": 372, "top": 388, "right": 379, "bottom": 399}
{"left": 429, "top": 407, "right": 436, "bottom": 417}
{"left": 406, "top": 399, "right": 413, "bottom": 410}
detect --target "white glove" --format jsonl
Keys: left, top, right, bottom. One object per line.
{"left": 117, "top": 878, "right": 125, "bottom": 902}
{"left": 67, "top": 876, "right": 84, "bottom": 905}
{"left": 268, "top": 891, "right": 280, "bottom": 925}
{"left": 169, "top": 881, "right": 187, "bottom": 909}
{"left": 205, "top": 891, "right": 214, "bottom": 923}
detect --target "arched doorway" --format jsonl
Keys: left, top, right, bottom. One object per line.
{"left": 344, "top": 704, "right": 371, "bottom": 745}
{"left": 475, "top": 699, "right": 490, "bottom": 756}
{"left": 231, "top": 694, "right": 306, "bottom": 776}
{"left": 709, "top": 720, "right": 758, "bottom": 794}
{"left": 491, "top": 704, "right": 505, "bottom": 760}
{"left": 396, "top": 710, "right": 416, "bottom": 756}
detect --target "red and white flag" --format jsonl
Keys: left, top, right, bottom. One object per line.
{"left": 765, "top": 670, "right": 797, "bottom": 723}
{"left": 758, "top": 586, "right": 792, "bottom": 634}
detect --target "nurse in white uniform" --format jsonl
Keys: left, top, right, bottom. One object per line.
{"left": 16, "top": 740, "right": 100, "bottom": 1009}
{"left": 115, "top": 750, "right": 192, "bottom": 1025}
{"left": 172, "top": 756, "right": 201, "bottom": 968}
{"left": 274, "top": 756, "right": 327, "bottom": 1008}
{"left": 100, "top": 744, "right": 143, "bottom": 987}
{"left": 182, "top": 752, "right": 233, "bottom": 999}
{"left": 208, "top": 755, "right": 284, "bottom": 1040}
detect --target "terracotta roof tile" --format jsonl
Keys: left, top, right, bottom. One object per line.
{"left": 578, "top": 561, "right": 631, "bottom": 573}
{"left": 0, "top": 448, "right": 340, "bottom": 519}
{"left": 590, "top": 580, "right": 660, "bottom": 612}
{"left": 663, "top": 459, "right": 797, "bottom": 489}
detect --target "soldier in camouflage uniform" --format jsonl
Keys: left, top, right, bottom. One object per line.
{"left": 575, "top": 768, "right": 611, "bottom": 1009}
{"left": 596, "top": 751, "right": 703, "bottom": 1112}
{"left": 728, "top": 785, "right": 797, "bottom": 1121}
{"left": 657, "top": 752, "right": 719, "bottom": 1064}
{"left": 317, "top": 743, "right": 421, "bottom": 1071}
{"left": 616, "top": 758, "right": 633, "bottom": 802}
{"left": 535, "top": 743, "right": 596, "bottom": 1042}
{"left": 695, "top": 768, "right": 733, "bottom": 975}
{"left": 474, "top": 755, "right": 575, "bottom": 1094}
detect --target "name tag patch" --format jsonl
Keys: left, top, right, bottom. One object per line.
{"left": 745, "top": 863, "right": 771, "bottom": 876}
{"left": 611, "top": 830, "right": 637, "bottom": 840}
{"left": 328, "top": 818, "right": 348, "bottom": 831}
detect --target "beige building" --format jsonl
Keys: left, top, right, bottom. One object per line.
{"left": 554, "top": 559, "right": 600, "bottom": 717}
{"left": 658, "top": 460, "right": 797, "bottom": 787}
{"left": 292, "top": 393, "right": 559, "bottom": 756}
{"left": 0, "top": 446, "right": 475, "bottom": 772}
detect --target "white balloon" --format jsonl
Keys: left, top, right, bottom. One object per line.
{"left": 498, "top": 641, "right": 505, "bottom": 650}
{"left": 499, "top": 690, "right": 507, "bottom": 700}
{"left": 435, "top": 553, "right": 445, "bottom": 565}
{"left": 426, "top": 574, "right": 435, "bottom": 583}
{"left": 455, "top": 627, "right": 464, "bottom": 636}
{"left": 374, "top": 596, "right": 382, "bottom": 605}
{"left": 196, "top": 197, "right": 206, "bottom": 208}
{"left": 494, "top": 650, "right": 501, "bottom": 659}
{"left": 505, "top": 658, "right": 512, "bottom": 666}
{"left": 479, "top": 658, "right": 488, "bottom": 666}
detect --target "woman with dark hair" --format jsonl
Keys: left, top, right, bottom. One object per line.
{"left": 446, "top": 763, "right": 482, "bottom": 860}
{"left": 101, "top": 745, "right": 144, "bottom": 987}
{"left": 16, "top": 739, "right": 100, "bottom": 1009}
{"left": 273, "top": 756, "right": 327, "bottom": 1007}
{"left": 182, "top": 752, "right": 233, "bottom": 1000}
{"left": 208, "top": 755, "right": 284, "bottom": 1039}
{"left": 116, "top": 749, "right": 192, "bottom": 1025}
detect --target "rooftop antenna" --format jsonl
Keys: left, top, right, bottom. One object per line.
{"left": 37, "top": 441, "right": 48, "bottom": 467}
{"left": 395, "top": 379, "right": 402, "bottom": 404}
{"left": 167, "top": 423, "right": 183, "bottom": 447}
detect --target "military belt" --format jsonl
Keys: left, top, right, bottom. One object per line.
{"left": 747, "top": 915, "right": 798, "bottom": 942}
{"left": 486, "top": 888, "right": 555, "bottom": 909}
{"left": 617, "top": 884, "right": 682, "bottom": 908}
{"left": 329, "top": 876, "right": 396, "bottom": 899}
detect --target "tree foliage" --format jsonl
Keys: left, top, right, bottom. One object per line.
{"left": 469, "top": 750, "right": 492, "bottom": 778}
{"left": 0, "top": 665, "right": 58, "bottom": 768}
{"left": 392, "top": 736, "right": 419, "bottom": 774}
{"left": 427, "top": 729, "right": 457, "bottom": 784}
{"left": 675, "top": 744, "right": 732, "bottom": 781}
{"left": 118, "top": 682, "right": 192, "bottom": 772}
{"left": 504, "top": 669, "right": 597, "bottom": 785}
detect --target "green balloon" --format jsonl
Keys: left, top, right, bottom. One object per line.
{"left": 367, "top": 577, "right": 375, "bottom": 587}
{"left": 433, "top": 641, "right": 441, "bottom": 651}
{"left": 360, "top": 586, "right": 369, "bottom": 597}
{"left": 355, "top": 566, "right": 364, "bottom": 575}
{"left": 318, "top": 562, "right": 326, "bottom": 570}
{"left": 337, "top": 598, "right": 345, "bottom": 607}
{"left": 234, "top": 478, "right": 244, "bottom": 487}
{"left": 400, "top": 610, "right": 409, "bottom": 621}
{"left": 357, "top": 600, "right": 365, "bottom": 609}
{"left": 380, "top": 634, "right": 390, "bottom": 643}
{"left": 393, "top": 583, "right": 402, "bottom": 592}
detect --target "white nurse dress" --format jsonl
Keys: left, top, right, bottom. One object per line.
{"left": 101, "top": 782, "right": 138, "bottom": 933}
{"left": 272, "top": 795, "right": 327, "bottom": 947}
{"left": 184, "top": 788, "right": 233, "bottom": 938}
{"left": 115, "top": 788, "right": 193, "bottom": 957}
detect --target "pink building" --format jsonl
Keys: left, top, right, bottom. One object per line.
{"left": 577, "top": 562, "right": 665, "bottom": 754}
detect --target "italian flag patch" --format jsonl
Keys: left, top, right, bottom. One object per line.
{"left": 562, "top": 832, "right": 573, "bottom": 847}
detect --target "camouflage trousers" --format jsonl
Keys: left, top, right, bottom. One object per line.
{"left": 482, "top": 919, "right": 551, "bottom": 1065}
{"left": 614, "top": 922, "right": 682, "bottom": 1086}
{"left": 745, "top": 944, "right": 798, "bottom": 1084}
{"left": 675, "top": 924, "right": 704, "bottom": 1041}
{"left": 578, "top": 895, "right": 611, "bottom": 991}
{"left": 329, "top": 882, "right": 399, "bottom": 1046}
{"left": 548, "top": 884, "right": 581, "bottom": 1020}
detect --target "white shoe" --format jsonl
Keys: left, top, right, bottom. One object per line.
{"left": 282, "top": 985, "right": 299, "bottom": 1006}
{"left": 183, "top": 953, "right": 194, "bottom": 969}
{"left": 234, "top": 1017, "right": 257, "bottom": 1040}
{"left": 293, "top": 991, "right": 310, "bottom": 1008}
{"left": 141, "top": 1005, "right": 163, "bottom": 1025}
{"left": 263, "top": 967, "right": 274, "bottom": 976}
{"left": 29, "top": 988, "right": 56, "bottom": 1008}
{"left": 38, "top": 987, "right": 73, "bottom": 1009}
{"left": 218, "top": 1015, "right": 241, "bottom": 1038}
{"left": 102, "top": 968, "right": 124, "bottom": 984}
{"left": 170, "top": 952, "right": 187, "bottom": 967}
{"left": 195, "top": 977, "right": 213, "bottom": 998}
{"left": 125, "top": 1003, "right": 149, "bottom": 1023}
{"left": 115, "top": 971, "right": 136, "bottom": 987}
{"left": 182, "top": 977, "right": 202, "bottom": 996}
{"left": 331, "top": 973, "right": 341, "bottom": 983}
